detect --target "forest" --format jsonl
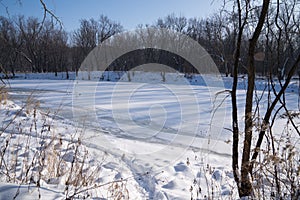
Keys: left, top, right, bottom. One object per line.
{"left": 0, "top": 1, "right": 299, "bottom": 79}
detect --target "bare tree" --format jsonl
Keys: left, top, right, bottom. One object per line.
{"left": 16, "top": 16, "right": 41, "bottom": 72}
{"left": 71, "top": 15, "right": 123, "bottom": 73}
{"left": 230, "top": 0, "right": 300, "bottom": 198}
{"left": 0, "top": 16, "right": 22, "bottom": 77}
{"left": 231, "top": 1, "right": 249, "bottom": 196}
{"left": 156, "top": 14, "right": 187, "bottom": 33}
{"left": 242, "top": 0, "right": 270, "bottom": 197}
{"left": 39, "top": 21, "right": 68, "bottom": 75}
{"left": 98, "top": 15, "right": 123, "bottom": 43}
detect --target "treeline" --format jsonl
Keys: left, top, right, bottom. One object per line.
{"left": 0, "top": 15, "right": 123, "bottom": 77}
{"left": 0, "top": 1, "right": 299, "bottom": 78}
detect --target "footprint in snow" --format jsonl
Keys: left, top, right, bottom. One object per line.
{"left": 162, "top": 180, "right": 176, "bottom": 189}
{"left": 174, "top": 162, "right": 188, "bottom": 172}
{"left": 212, "top": 169, "right": 222, "bottom": 181}
{"left": 102, "top": 162, "right": 119, "bottom": 170}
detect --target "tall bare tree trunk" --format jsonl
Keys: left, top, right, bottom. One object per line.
{"left": 231, "top": 0, "right": 245, "bottom": 193}
{"left": 241, "top": 0, "right": 270, "bottom": 197}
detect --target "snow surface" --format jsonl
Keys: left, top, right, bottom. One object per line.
{"left": 1, "top": 71, "right": 299, "bottom": 199}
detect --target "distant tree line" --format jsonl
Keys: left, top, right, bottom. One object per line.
{"left": 108, "top": 48, "right": 196, "bottom": 74}
{"left": 0, "top": 14, "right": 123, "bottom": 78}
{"left": 0, "top": 16, "right": 69, "bottom": 76}
{"left": 0, "top": 1, "right": 299, "bottom": 78}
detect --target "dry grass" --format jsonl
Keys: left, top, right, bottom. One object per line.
{"left": 0, "top": 93, "right": 130, "bottom": 199}
{"left": 0, "top": 86, "right": 8, "bottom": 104}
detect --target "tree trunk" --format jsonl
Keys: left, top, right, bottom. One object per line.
{"left": 232, "top": 0, "right": 244, "bottom": 193}
{"left": 251, "top": 52, "right": 300, "bottom": 165}
{"left": 241, "top": 0, "right": 270, "bottom": 197}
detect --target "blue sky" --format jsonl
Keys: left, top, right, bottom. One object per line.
{"left": 0, "top": 0, "right": 223, "bottom": 31}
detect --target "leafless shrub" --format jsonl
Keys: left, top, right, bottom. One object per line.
{"left": 188, "top": 156, "right": 237, "bottom": 200}
{"left": 252, "top": 115, "right": 300, "bottom": 199}
{"left": 0, "top": 97, "right": 134, "bottom": 199}
{"left": 107, "top": 181, "right": 129, "bottom": 200}
{"left": 0, "top": 86, "right": 8, "bottom": 103}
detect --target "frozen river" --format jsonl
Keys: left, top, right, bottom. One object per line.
{"left": 3, "top": 76, "right": 299, "bottom": 199}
